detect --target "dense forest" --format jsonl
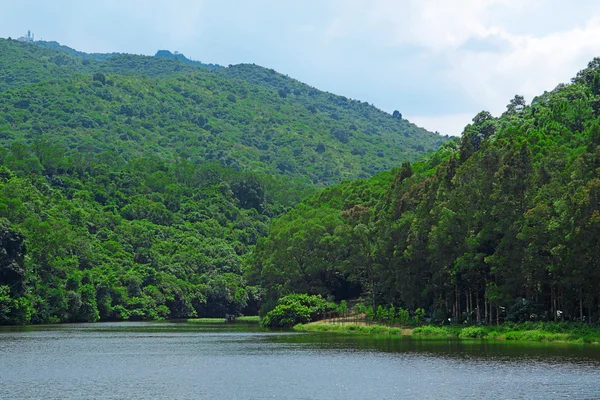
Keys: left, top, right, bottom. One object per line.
{"left": 0, "top": 38, "right": 444, "bottom": 185}
{"left": 5, "top": 36, "right": 599, "bottom": 327}
{"left": 0, "top": 38, "right": 446, "bottom": 324}
{"left": 251, "top": 59, "right": 600, "bottom": 324}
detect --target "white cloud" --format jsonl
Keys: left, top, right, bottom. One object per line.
{"left": 450, "top": 16, "right": 600, "bottom": 115}
{"left": 126, "top": 0, "right": 205, "bottom": 43}
{"left": 409, "top": 113, "right": 474, "bottom": 137}
{"left": 320, "top": 0, "right": 600, "bottom": 134}
{"left": 327, "top": 0, "right": 530, "bottom": 50}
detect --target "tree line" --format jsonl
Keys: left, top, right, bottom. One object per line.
{"left": 250, "top": 59, "right": 600, "bottom": 324}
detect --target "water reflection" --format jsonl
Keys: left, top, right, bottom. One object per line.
{"left": 1, "top": 322, "right": 599, "bottom": 399}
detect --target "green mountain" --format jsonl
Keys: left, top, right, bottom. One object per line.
{"left": 0, "top": 38, "right": 445, "bottom": 186}
{"left": 0, "top": 38, "right": 446, "bottom": 325}
{"left": 251, "top": 59, "right": 600, "bottom": 324}
{"left": 0, "top": 38, "right": 218, "bottom": 92}
{"left": 33, "top": 40, "right": 120, "bottom": 61}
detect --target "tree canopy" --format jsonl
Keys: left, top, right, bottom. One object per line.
{"left": 0, "top": 37, "right": 446, "bottom": 324}
{"left": 250, "top": 62, "right": 600, "bottom": 325}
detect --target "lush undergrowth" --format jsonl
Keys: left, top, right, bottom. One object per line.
{"left": 295, "top": 322, "right": 600, "bottom": 344}
{"left": 413, "top": 322, "right": 600, "bottom": 344}
{"left": 294, "top": 323, "right": 407, "bottom": 336}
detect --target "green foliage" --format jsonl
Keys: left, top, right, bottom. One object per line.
{"left": 253, "top": 58, "right": 600, "bottom": 327}
{"left": 261, "top": 293, "right": 336, "bottom": 328}
{"left": 396, "top": 308, "right": 410, "bottom": 325}
{"left": 0, "top": 285, "right": 32, "bottom": 325}
{"left": 0, "top": 38, "right": 445, "bottom": 188}
{"left": 0, "top": 37, "right": 447, "bottom": 326}
{"left": 187, "top": 316, "right": 260, "bottom": 323}
{"left": 411, "top": 326, "right": 459, "bottom": 337}
{"left": 295, "top": 323, "right": 406, "bottom": 336}
{"left": 338, "top": 300, "right": 348, "bottom": 314}
{"left": 298, "top": 320, "right": 600, "bottom": 344}
{"left": 0, "top": 156, "right": 277, "bottom": 324}
{"left": 410, "top": 322, "right": 600, "bottom": 344}
{"left": 458, "top": 326, "right": 487, "bottom": 338}
{"left": 276, "top": 293, "right": 334, "bottom": 320}
{"left": 261, "top": 302, "right": 311, "bottom": 328}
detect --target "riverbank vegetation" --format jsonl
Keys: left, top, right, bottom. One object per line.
{"left": 187, "top": 316, "right": 260, "bottom": 323}
{"left": 295, "top": 321, "right": 600, "bottom": 344}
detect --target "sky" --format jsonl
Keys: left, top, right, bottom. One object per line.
{"left": 3, "top": 0, "right": 600, "bottom": 136}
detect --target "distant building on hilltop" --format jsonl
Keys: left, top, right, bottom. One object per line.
{"left": 17, "top": 30, "right": 34, "bottom": 43}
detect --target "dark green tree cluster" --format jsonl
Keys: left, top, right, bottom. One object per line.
{"left": 0, "top": 140, "right": 311, "bottom": 324}
{"left": 251, "top": 59, "right": 600, "bottom": 325}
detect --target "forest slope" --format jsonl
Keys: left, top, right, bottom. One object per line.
{"left": 0, "top": 38, "right": 446, "bottom": 324}
{"left": 251, "top": 59, "right": 600, "bottom": 324}
{"left": 0, "top": 38, "right": 446, "bottom": 186}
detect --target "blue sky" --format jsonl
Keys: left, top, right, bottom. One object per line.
{"left": 3, "top": 0, "right": 600, "bottom": 135}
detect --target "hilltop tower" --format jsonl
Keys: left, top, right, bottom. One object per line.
{"left": 18, "top": 30, "right": 34, "bottom": 43}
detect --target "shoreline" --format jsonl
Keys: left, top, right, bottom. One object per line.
{"left": 186, "top": 316, "right": 260, "bottom": 323}
{"left": 294, "top": 321, "right": 600, "bottom": 345}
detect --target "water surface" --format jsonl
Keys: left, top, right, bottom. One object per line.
{"left": 1, "top": 321, "right": 600, "bottom": 399}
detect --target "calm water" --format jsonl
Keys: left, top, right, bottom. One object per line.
{"left": 1, "top": 322, "right": 600, "bottom": 399}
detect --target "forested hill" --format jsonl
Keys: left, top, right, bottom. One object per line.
{"left": 251, "top": 58, "right": 600, "bottom": 323}
{"left": 0, "top": 37, "right": 445, "bottom": 186}
{"left": 0, "top": 38, "right": 218, "bottom": 92}
{"left": 0, "top": 37, "right": 446, "bottom": 325}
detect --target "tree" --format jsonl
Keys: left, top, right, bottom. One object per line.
{"left": 0, "top": 227, "right": 26, "bottom": 296}
{"left": 472, "top": 111, "right": 496, "bottom": 140}
{"left": 505, "top": 95, "right": 526, "bottom": 115}
{"left": 93, "top": 72, "right": 106, "bottom": 85}
{"left": 393, "top": 110, "right": 402, "bottom": 119}
{"left": 459, "top": 133, "right": 474, "bottom": 163}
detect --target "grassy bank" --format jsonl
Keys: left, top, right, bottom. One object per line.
{"left": 295, "top": 321, "right": 600, "bottom": 344}
{"left": 294, "top": 323, "right": 412, "bottom": 336}
{"left": 187, "top": 316, "right": 260, "bottom": 324}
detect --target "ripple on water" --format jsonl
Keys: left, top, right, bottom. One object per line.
{"left": 1, "top": 322, "right": 599, "bottom": 400}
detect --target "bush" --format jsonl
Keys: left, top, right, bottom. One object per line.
{"left": 413, "top": 308, "right": 426, "bottom": 325}
{"left": 261, "top": 302, "right": 311, "bottom": 328}
{"left": 396, "top": 308, "right": 410, "bottom": 325}
{"left": 276, "top": 293, "right": 336, "bottom": 321}
{"left": 261, "top": 293, "right": 336, "bottom": 328}
{"left": 412, "top": 326, "right": 454, "bottom": 337}
{"left": 458, "top": 326, "right": 487, "bottom": 338}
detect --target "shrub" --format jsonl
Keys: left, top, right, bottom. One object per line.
{"left": 261, "top": 302, "right": 310, "bottom": 328}
{"left": 458, "top": 326, "right": 487, "bottom": 339}
{"left": 276, "top": 293, "right": 335, "bottom": 320}
{"left": 413, "top": 308, "right": 426, "bottom": 325}
{"left": 369, "top": 325, "right": 388, "bottom": 334}
{"left": 396, "top": 308, "right": 410, "bottom": 325}
{"left": 412, "top": 326, "right": 454, "bottom": 337}
{"left": 261, "top": 293, "right": 336, "bottom": 328}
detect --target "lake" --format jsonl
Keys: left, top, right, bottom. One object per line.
{"left": 1, "top": 321, "right": 600, "bottom": 399}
